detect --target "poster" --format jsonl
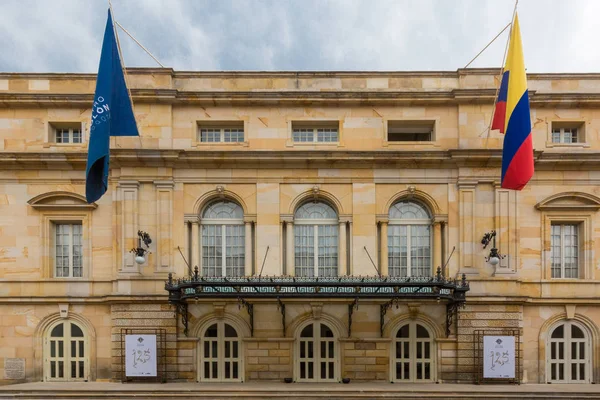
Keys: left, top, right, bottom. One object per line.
{"left": 483, "top": 336, "right": 515, "bottom": 378}
{"left": 125, "top": 334, "right": 157, "bottom": 377}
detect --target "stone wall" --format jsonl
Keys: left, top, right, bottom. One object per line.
{"left": 342, "top": 339, "right": 389, "bottom": 381}
{"left": 246, "top": 339, "right": 292, "bottom": 381}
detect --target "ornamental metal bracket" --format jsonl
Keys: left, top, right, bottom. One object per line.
{"left": 237, "top": 297, "right": 254, "bottom": 337}
{"left": 446, "top": 301, "right": 465, "bottom": 337}
{"left": 277, "top": 297, "right": 286, "bottom": 337}
{"left": 380, "top": 297, "right": 401, "bottom": 337}
{"left": 176, "top": 302, "right": 189, "bottom": 337}
{"left": 348, "top": 297, "right": 359, "bottom": 337}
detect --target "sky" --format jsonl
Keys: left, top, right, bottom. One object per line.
{"left": 0, "top": 0, "right": 598, "bottom": 73}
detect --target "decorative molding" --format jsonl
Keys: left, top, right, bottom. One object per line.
{"left": 213, "top": 303, "right": 226, "bottom": 319}
{"left": 192, "top": 188, "right": 249, "bottom": 216}
{"left": 535, "top": 191, "right": 600, "bottom": 211}
{"left": 311, "top": 303, "right": 323, "bottom": 320}
{"left": 407, "top": 303, "right": 420, "bottom": 320}
{"left": 288, "top": 187, "right": 345, "bottom": 215}
{"left": 565, "top": 304, "right": 577, "bottom": 320}
{"left": 28, "top": 191, "right": 97, "bottom": 210}
{"left": 58, "top": 304, "right": 69, "bottom": 319}
{"left": 382, "top": 187, "right": 441, "bottom": 215}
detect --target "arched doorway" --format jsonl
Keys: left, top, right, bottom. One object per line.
{"left": 547, "top": 321, "right": 591, "bottom": 383}
{"left": 392, "top": 322, "right": 435, "bottom": 382}
{"left": 296, "top": 321, "right": 338, "bottom": 382}
{"left": 44, "top": 320, "right": 88, "bottom": 381}
{"left": 199, "top": 321, "right": 242, "bottom": 382}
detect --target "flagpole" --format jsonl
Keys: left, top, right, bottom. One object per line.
{"left": 107, "top": 0, "right": 143, "bottom": 149}
{"left": 484, "top": 0, "right": 519, "bottom": 142}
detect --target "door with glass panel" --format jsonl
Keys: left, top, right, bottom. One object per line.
{"left": 294, "top": 202, "right": 338, "bottom": 277}
{"left": 547, "top": 322, "right": 591, "bottom": 383}
{"left": 45, "top": 321, "right": 87, "bottom": 381}
{"left": 388, "top": 201, "right": 432, "bottom": 277}
{"left": 297, "top": 322, "right": 337, "bottom": 382}
{"left": 393, "top": 322, "right": 434, "bottom": 382}
{"left": 200, "top": 322, "right": 242, "bottom": 382}
{"left": 201, "top": 200, "right": 245, "bottom": 277}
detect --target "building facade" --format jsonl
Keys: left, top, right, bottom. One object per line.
{"left": 0, "top": 69, "right": 598, "bottom": 384}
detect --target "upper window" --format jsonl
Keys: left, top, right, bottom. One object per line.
{"left": 198, "top": 121, "right": 244, "bottom": 143}
{"left": 201, "top": 200, "right": 245, "bottom": 277}
{"left": 50, "top": 122, "right": 83, "bottom": 144}
{"left": 387, "top": 120, "right": 434, "bottom": 142}
{"left": 54, "top": 223, "right": 83, "bottom": 278}
{"left": 292, "top": 121, "right": 339, "bottom": 143}
{"left": 388, "top": 201, "right": 432, "bottom": 277}
{"left": 294, "top": 201, "right": 338, "bottom": 277}
{"left": 551, "top": 122, "right": 585, "bottom": 144}
{"left": 551, "top": 223, "right": 580, "bottom": 279}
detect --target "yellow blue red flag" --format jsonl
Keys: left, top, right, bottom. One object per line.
{"left": 493, "top": 14, "right": 534, "bottom": 190}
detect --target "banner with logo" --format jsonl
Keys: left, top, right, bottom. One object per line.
{"left": 125, "top": 334, "right": 157, "bottom": 377}
{"left": 483, "top": 335, "right": 515, "bottom": 378}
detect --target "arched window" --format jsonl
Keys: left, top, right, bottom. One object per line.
{"left": 547, "top": 321, "right": 591, "bottom": 383}
{"left": 294, "top": 201, "right": 338, "bottom": 277}
{"left": 392, "top": 322, "right": 434, "bottom": 382}
{"left": 45, "top": 321, "right": 88, "bottom": 381}
{"left": 388, "top": 201, "right": 432, "bottom": 277}
{"left": 200, "top": 322, "right": 242, "bottom": 382}
{"left": 296, "top": 322, "right": 337, "bottom": 382}
{"left": 201, "top": 200, "right": 245, "bottom": 277}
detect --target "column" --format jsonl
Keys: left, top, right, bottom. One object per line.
{"left": 192, "top": 221, "right": 200, "bottom": 273}
{"left": 380, "top": 221, "right": 389, "bottom": 276}
{"left": 338, "top": 221, "right": 347, "bottom": 276}
{"left": 286, "top": 221, "right": 295, "bottom": 276}
{"left": 433, "top": 221, "right": 442, "bottom": 275}
{"left": 244, "top": 220, "right": 253, "bottom": 276}
{"left": 348, "top": 221, "right": 353, "bottom": 275}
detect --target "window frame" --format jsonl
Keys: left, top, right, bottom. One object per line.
{"left": 195, "top": 120, "right": 247, "bottom": 146}
{"left": 288, "top": 120, "right": 342, "bottom": 146}
{"left": 46, "top": 122, "right": 86, "bottom": 146}
{"left": 550, "top": 223, "right": 581, "bottom": 279}
{"left": 295, "top": 321, "right": 339, "bottom": 382}
{"left": 547, "top": 121, "right": 588, "bottom": 148}
{"left": 542, "top": 214, "right": 591, "bottom": 281}
{"left": 200, "top": 200, "right": 245, "bottom": 278}
{"left": 384, "top": 118, "right": 438, "bottom": 147}
{"left": 387, "top": 201, "right": 433, "bottom": 278}
{"left": 42, "top": 214, "right": 91, "bottom": 279}
{"left": 53, "top": 222, "right": 84, "bottom": 278}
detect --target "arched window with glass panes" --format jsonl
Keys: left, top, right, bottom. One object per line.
{"left": 294, "top": 201, "right": 338, "bottom": 277}
{"left": 199, "top": 322, "right": 242, "bottom": 382}
{"left": 388, "top": 201, "right": 432, "bottom": 277}
{"left": 547, "top": 321, "right": 591, "bottom": 383}
{"left": 201, "top": 200, "right": 245, "bottom": 277}
{"left": 392, "top": 321, "right": 435, "bottom": 382}
{"left": 44, "top": 320, "right": 88, "bottom": 382}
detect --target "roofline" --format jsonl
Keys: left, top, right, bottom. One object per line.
{"left": 1, "top": 68, "right": 600, "bottom": 80}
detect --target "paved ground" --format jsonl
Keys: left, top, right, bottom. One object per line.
{"left": 0, "top": 381, "right": 599, "bottom": 399}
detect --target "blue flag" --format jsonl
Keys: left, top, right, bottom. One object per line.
{"left": 86, "top": 9, "right": 138, "bottom": 203}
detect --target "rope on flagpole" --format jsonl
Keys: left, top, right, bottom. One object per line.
{"left": 108, "top": 0, "right": 143, "bottom": 149}
{"left": 480, "top": 0, "right": 520, "bottom": 141}
{"left": 463, "top": 22, "right": 511, "bottom": 69}
{"left": 115, "top": 21, "right": 165, "bottom": 68}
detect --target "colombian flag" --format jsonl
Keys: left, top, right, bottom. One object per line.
{"left": 493, "top": 14, "right": 534, "bottom": 190}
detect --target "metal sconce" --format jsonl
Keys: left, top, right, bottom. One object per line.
{"left": 481, "top": 230, "right": 504, "bottom": 266}
{"left": 130, "top": 230, "right": 152, "bottom": 265}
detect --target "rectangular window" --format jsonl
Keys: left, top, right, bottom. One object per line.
{"left": 292, "top": 121, "right": 339, "bottom": 143}
{"left": 55, "top": 223, "right": 83, "bottom": 278}
{"left": 387, "top": 121, "right": 435, "bottom": 142}
{"left": 551, "top": 122, "right": 584, "bottom": 144}
{"left": 551, "top": 224, "right": 579, "bottom": 278}
{"left": 50, "top": 123, "right": 83, "bottom": 144}
{"left": 197, "top": 121, "right": 244, "bottom": 143}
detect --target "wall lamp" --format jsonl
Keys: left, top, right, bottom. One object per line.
{"left": 481, "top": 230, "right": 504, "bottom": 266}
{"left": 130, "top": 230, "right": 152, "bottom": 265}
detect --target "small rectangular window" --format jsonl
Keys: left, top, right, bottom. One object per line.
{"left": 197, "top": 121, "right": 244, "bottom": 143}
{"left": 50, "top": 123, "right": 83, "bottom": 144}
{"left": 387, "top": 121, "right": 434, "bottom": 142}
{"left": 551, "top": 122, "right": 584, "bottom": 144}
{"left": 292, "top": 121, "right": 339, "bottom": 143}
{"left": 551, "top": 223, "right": 579, "bottom": 279}
{"left": 54, "top": 223, "right": 83, "bottom": 278}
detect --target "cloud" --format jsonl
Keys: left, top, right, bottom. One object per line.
{"left": 0, "top": 0, "right": 597, "bottom": 73}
